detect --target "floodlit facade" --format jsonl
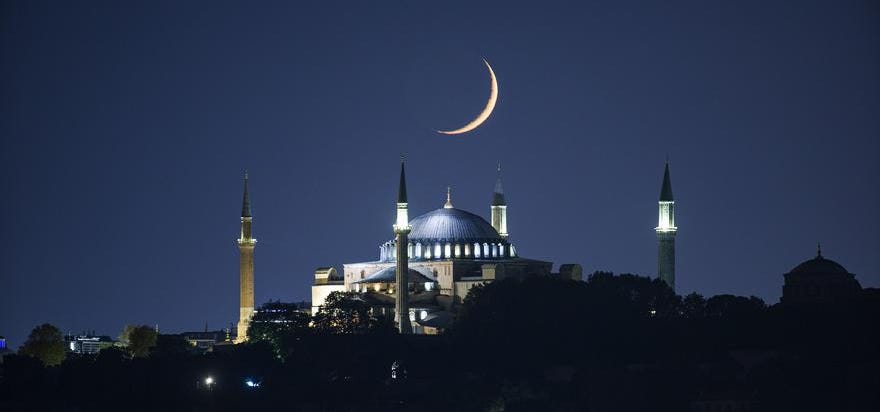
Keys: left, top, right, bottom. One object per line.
{"left": 64, "top": 334, "right": 115, "bottom": 355}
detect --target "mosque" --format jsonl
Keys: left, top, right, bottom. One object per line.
{"left": 234, "top": 160, "right": 678, "bottom": 337}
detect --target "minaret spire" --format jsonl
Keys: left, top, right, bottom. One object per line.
{"left": 397, "top": 156, "right": 407, "bottom": 204}
{"left": 444, "top": 186, "right": 454, "bottom": 209}
{"left": 242, "top": 170, "right": 252, "bottom": 217}
{"left": 491, "top": 162, "right": 508, "bottom": 239}
{"left": 393, "top": 157, "right": 412, "bottom": 334}
{"left": 659, "top": 160, "right": 674, "bottom": 202}
{"left": 656, "top": 160, "right": 677, "bottom": 291}
{"left": 492, "top": 162, "right": 505, "bottom": 205}
{"left": 235, "top": 170, "right": 256, "bottom": 343}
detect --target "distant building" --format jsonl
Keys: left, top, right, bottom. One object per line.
{"left": 782, "top": 245, "right": 863, "bottom": 304}
{"left": 0, "top": 336, "right": 12, "bottom": 364}
{"left": 180, "top": 329, "right": 230, "bottom": 352}
{"left": 64, "top": 334, "right": 115, "bottom": 355}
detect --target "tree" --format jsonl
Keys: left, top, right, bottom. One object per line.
{"left": 584, "top": 271, "right": 682, "bottom": 317}
{"left": 682, "top": 292, "right": 707, "bottom": 318}
{"left": 19, "top": 323, "right": 66, "bottom": 366}
{"left": 248, "top": 301, "right": 313, "bottom": 359}
{"left": 312, "top": 292, "right": 394, "bottom": 335}
{"left": 705, "top": 294, "right": 766, "bottom": 318}
{"left": 120, "top": 325, "right": 157, "bottom": 357}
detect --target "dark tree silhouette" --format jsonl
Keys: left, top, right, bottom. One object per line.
{"left": 312, "top": 292, "right": 395, "bottom": 335}
{"left": 19, "top": 323, "right": 66, "bottom": 366}
{"left": 705, "top": 294, "right": 766, "bottom": 318}
{"left": 247, "top": 300, "right": 312, "bottom": 359}
{"left": 682, "top": 292, "right": 708, "bottom": 318}
{"left": 120, "top": 325, "right": 157, "bottom": 357}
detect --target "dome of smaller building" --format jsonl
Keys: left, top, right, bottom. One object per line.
{"left": 788, "top": 254, "right": 849, "bottom": 275}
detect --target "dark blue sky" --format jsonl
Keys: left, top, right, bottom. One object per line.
{"left": 2, "top": 0, "right": 878, "bottom": 348}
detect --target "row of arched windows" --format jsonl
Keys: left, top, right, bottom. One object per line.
{"left": 379, "top": 241, "right": 516, "bottom": 261}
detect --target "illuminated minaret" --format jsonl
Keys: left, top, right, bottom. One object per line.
{"left": 655, "top": 161, "right": 676, "bottom": 291}
{"left": 490, "top": 163, "right": 508, "bottom": 239}
{"left": 393, "top": 158, "right": 413, "bottom": 334}
{"left": 235, "top": 171, "right": 256, "bottom": 343}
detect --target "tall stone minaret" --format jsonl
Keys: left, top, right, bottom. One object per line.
{"left": 491, "top": 163, "right": 508, "bottom": 239}
{"left": 655, "top": 161, "right": 676, "bottom": 291}
{"left": 235, "top": 171, "right": 256, "bottom": 343}
{"left": 393, "top": 158, "right": 413, "bottom": 334}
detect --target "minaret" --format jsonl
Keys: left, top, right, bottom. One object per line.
{"left": 235, "top": 171, "right": 256, "bottom": 343}
{"left": 491, "top": 162, "right": 508, "bottom": 239}
{"left": 655, "top": 161, "right": 676, "bottom": 291}
{"left": 393, "top": 158, "right": 413, "bottom": 334}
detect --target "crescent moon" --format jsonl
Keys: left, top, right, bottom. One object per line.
{"left": 437, "top": 59, "right": 498, "bottom": 135}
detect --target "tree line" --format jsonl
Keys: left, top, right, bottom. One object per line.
{"left": 2, "top": 271, "right": 877, "bottom": 411}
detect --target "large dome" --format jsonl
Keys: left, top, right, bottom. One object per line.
{"left": 407, "top": 208, "right": 502, "bottom": 243}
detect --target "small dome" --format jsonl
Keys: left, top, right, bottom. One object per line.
{"left": 789, "top": 255, "right": 849, "bottom": 275}
{"left": 407, "top": 208, "right": 502, "bottom": 243}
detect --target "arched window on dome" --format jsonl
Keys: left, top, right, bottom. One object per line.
{"left": 473, "top": 242, "right": 481, "bottom": 258}
{"left": 444, "top": 243, "right": 452, "bottom": 259}
{"left": 499, "top": 244, "right": 505, "bottom": 258}
{"left": 360, "top": 270, "right": 365, "bottom": 280}
{"left": 483, "top": 243, "right": 490, "bottom": 258}
{"left": 510, "top": 245, "right": 517, "bottom": 257}
{"left": 391, "top": 244, "right": 396, "bottom": 258}
{"left": 464, "top": 243, "right": 471, "bottom": 257}
{"left": 491, "top": 244, "right": 497, "bottom": 258}
{"left": 454, "top": 244, "right": 461, "bottom": 258}
{"left": 424, "top": 246, "right": 431, "bottom": 259}
{"left": 407, "top": 242, "right": 413, "bottom": 259}
{"left": 415, "top": 243, "right": 422, "bottom": 260}
{"left": 434, "top": 243, "right": 442, "bottom": 260}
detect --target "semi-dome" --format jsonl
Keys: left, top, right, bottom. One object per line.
{"left": 408, "top": 208, "right": 503, "bottom": 243}
{"left": 354, "top": 267, "right": 434, "bottom": 284}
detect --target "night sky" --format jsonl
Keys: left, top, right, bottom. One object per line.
{"left": 2, "top": 0, "right": 878, "bottom": 348}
